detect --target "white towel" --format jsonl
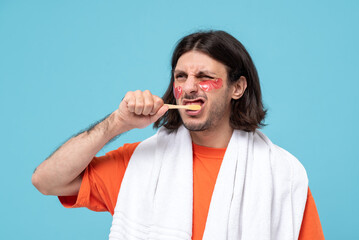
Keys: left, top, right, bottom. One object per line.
{"left": 109, "top": 125, "right": 308, "bottom": 240}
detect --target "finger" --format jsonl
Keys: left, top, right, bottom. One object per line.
{"left": 142, "top": 90, "right": 154, "bottom": 115}
{"left": 123, "top": 91, "right": 136, "bottom": 113}
{"left": 134, "top": 90, "right": 145, "bottom": 115}
{"left": 150, "top": 104, "right": 169, "bottom": 123}
{"left": 150, "top": 96, "right": 164, "bottom": 115}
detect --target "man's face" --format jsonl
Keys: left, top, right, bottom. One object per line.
{"left": 173, "top": 50, "right": 234, "bottom": 132}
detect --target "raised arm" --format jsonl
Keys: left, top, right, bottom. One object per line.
{"left": 31, "top": 90, "right": 168, "bottom": 196}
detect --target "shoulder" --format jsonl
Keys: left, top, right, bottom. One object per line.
{"left": 101, "top": 142, "right": 141, "bottom": 159}
{"left": 132, "top": 127, "right": 177, "bottom": 155}
{"left": 254, "top": 130, "right": 308, "bottom": 184}
{"left": 273, "top": 144, "right": 307, "bottom": 177}
{"left": 114, "top": 142, "right": 141, "bottom": 160}
{"left": 90, "top": 142, "right": 141, "bottom": 169}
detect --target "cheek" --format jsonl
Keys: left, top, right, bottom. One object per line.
{"left": 199, "top": 78, "right": 223, "bottom": 92}
{"left": 173, "top": 82, "right": 183, "bottom": 99}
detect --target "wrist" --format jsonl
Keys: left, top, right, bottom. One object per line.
{"left": 105, "top": 111, "right": 130, "bottom": 137}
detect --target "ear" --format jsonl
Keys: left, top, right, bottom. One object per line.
{"left": 231, "top": 76, "right": 247, "bottom": 100}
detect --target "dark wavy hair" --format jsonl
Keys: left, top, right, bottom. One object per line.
{"left": 154, "top": 30, "right": 266, "bottom": 132}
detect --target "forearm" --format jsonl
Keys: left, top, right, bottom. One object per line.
{"left": 32, "top": 90, "right": 167, "bottom": 196}
{"left": 32, "top": 112, "right": 126, "bottom": 195}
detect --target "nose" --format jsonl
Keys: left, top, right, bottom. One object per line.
{"left": 182, "top": 76, "right": 199, "bottom": 94}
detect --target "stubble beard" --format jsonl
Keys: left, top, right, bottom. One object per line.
{"left": 181, "top": 99, "right": 229, "bottom": 132}
{"left": 179, "top": 87, "right": 231, "bottom": 132}
{"left": 182, "top": 117, "right": 212, "bottom": 132}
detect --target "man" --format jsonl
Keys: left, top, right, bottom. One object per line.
{"left": 32, "top": 30, "right": 324, "bottom": 239}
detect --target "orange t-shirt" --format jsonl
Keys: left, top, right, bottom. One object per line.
{"left": 59, "top": 142, "right": 324, "bottom": 240}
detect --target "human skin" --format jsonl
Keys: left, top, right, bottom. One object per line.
{"left": 198, "top": 78, "right": 223, "bottom": 92}
{"left": 173, "top": 82, "right": 183, "bottom": 99}
{"left": 32, "top": 90, "right": 168, "bottom": 196}
{"left": 32, "top": 50, "right": 247, "bottom": 197}
{"left": 173, "top": 77, "right": 224, "bottom": 99}
{"left": 173, "top": 51, "right": 247, "bottom": 148}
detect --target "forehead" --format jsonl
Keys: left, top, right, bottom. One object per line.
{"left": 175, "top": 51, "right": 227, "bottom": 74}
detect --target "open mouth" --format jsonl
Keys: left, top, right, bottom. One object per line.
{"left": 182, "top": 98, "right": 205, "bottom": 115}
{"left": 183, "top": 98, "right": 205, "bottom": 107}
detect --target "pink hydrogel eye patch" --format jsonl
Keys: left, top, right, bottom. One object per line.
{"left": 198, "top": 78, "right": 223, "bottom": 92}
{"left": 173, "top": 82, "right": 183, "bottom": 99}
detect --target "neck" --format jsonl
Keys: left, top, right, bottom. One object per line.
{"left": 190, "top": 124, "right": 234, "bottom": 148}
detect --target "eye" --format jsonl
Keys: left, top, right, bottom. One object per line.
{"left": 199, "top": 75, "right": 214, "bottom": 80}
{"left": 175, "top": 74, "right": 186, "bottom": 81}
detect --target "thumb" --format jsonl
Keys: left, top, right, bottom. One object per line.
{"left": 150, "top": 105, "right": 169, "bottom": 123}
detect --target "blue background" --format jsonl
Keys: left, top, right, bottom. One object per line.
{"left": 1, "top": 0, "right": 358, "bottom": 239}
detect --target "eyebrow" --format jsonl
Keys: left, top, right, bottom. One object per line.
{"left": 173, "top": 70, "right": 217, "bottom": 76}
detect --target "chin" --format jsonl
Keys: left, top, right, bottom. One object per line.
{"left": 182, "top": 119, "right": 211, "bottom": 132}
{"left": 179, "top": 109, "right": 211, "bottom": 131}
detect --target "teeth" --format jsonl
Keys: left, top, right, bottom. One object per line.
{"left": 184, "top": 100, "right": 202, "bottom": 105}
